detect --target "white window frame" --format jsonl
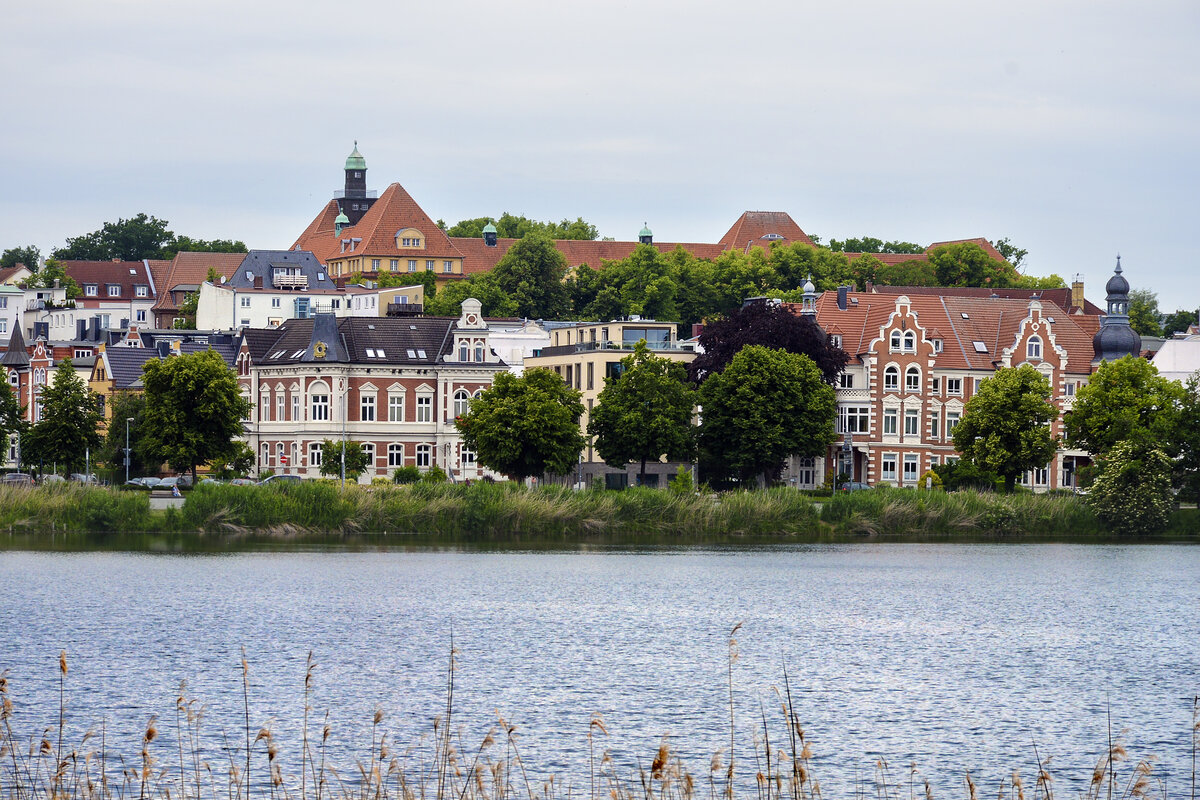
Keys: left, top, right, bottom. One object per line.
{"left": 453, "top": 389, "right": 470, "bottom": 418}
{"left": 881, "top": 453, "right": 898, "bottom": 482}
{"left": 388, "top": 443, "right": 404, "bottom": 467}
{"left": 416, "top": 444, "right": 432, "bottom": 468}
{"left": 904, "top": 409, "right": 919, "bottom": 437}
{"left": 311, "top": 394, "right": 330, "bottom": 421}
{"left": 360, "top": 394, "right": 376, "bottom": 422}
{"left": 946, "top": 377, "right": 963, "bottom": 396}
{"left": 388, "top": 395, "right": 404, "bottom": 422}
{"left": 883, "top": 408, "right": 898, "bottom": 435}
{"left": 903, "top": 454, "right": 919, "bottom": 483}
{"left": 416, "top": 395, "right": 432, "bottom": 423}
{"left": 309, "top": 442, "right": 322, "bottom": 467}
{"left": 837, "top": 405, "right": 870, "bottom": 434}
{"left": 884, "top": 365, "right": 899, "bottom": 392}
{"left": 905, "top": 365, "right": 920, "bottom": 392}
{"left": 1028, "top": 336, "right": 1042, "bottom": 360}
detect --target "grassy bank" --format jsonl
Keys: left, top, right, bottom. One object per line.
{"left": 2, "top": 481, "right": 1197, "bottom": 542}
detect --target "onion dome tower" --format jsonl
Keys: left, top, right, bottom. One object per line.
{"left": 1092, "top": 256, "right": 1142, "bottom": 363}
{"left": 339, "top": 142, "right": 375, "bottom": 225}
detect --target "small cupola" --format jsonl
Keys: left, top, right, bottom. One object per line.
{"left": 344, "top": 142, "right": 367, "bottom": 172}
{"left": 334, "top": 210, "right": 350, "bottom": 235}
{"left": 638, "top": 223, "right": 653, "bottom": 245}
{"left": 800, "top": 273, "right": 817, "bottom": 315}
{"left": 483, "top": 222, "right": 498, "bottom": 247}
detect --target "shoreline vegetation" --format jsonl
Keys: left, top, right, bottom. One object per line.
{"left": 0, "top": 482, "right": 1197, "bottom": 547}
{"left": 1, "top": 649, "right": 1195, "bottom": 800}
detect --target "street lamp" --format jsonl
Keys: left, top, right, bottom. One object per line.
{"left": 841, "top": 432, "right": 853, "bottom": 491}
{"left": 125, "top": 417, "right": 134, "bottom": 484}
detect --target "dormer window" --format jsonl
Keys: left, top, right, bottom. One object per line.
{"left": 108, "top": 285, "right": 120, "bottom": 297}
{"left": 933, "top": 339, "right": 943, "bottom": 353}
{"left": 85, "top": 284, "right": 97, "bottom": 297}
{"left": 135, "top": 285, "right": 148, "bottom": 297}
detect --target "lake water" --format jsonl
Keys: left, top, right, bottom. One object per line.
{"left": 1, "top": 544, "right": 1197, "bottom": 798}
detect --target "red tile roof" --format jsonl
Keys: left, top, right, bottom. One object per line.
{"left": 151, "top": 251, "right": 247, "bottom": 315}
{"left": 866, "top": 285, "right": 1104, "bottom": 316}
{"left": 312, "top": 183, "right": 465, "bottom": 263}
{"left": 291, "top": 200, "right": 345, "bottom": 263}
{"left": 718, "top": 211, "right": 815, "bottom": 251}
{"left": 61, "top": 261, "right": 154, "bottom": 297}
{"left": 810, "top": 290, "right": 1097, "bottom": 374}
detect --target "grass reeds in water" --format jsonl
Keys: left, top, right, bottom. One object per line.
{"left": 0, "top": 650, "right": 1188, "bottom": 800}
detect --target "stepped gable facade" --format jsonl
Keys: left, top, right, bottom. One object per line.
{"left": 808, "top": 288, "right": 1097, "bottom": 490}
{"left": 235, "top": 300, "right": 506, "bottom": 482}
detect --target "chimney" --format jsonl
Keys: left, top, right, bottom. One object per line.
{"left": 837, "top": 286, "right": 848, "bottom": 311}
{"left": 76, "top": 320, "right": 86, "bottom": 340}
{"left": 1071, "top": 275, "right": 1085, "bottom": 311}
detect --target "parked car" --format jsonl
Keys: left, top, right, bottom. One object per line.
{"left": 1, "top": 472, "right": 35, "bottom": 487}
{"left": 229, "top": 478, "right": 256, "bottom": 486}
{"left": 69, "top": 473, "right": 99, "bottom": 484}
{"left": 39, "top": 474, "right": 66, "bottom": 485}
{"left": 258, "top": 474, "right": 303, "bottom": 485}
{"left": 839, "top": 482, "right": 873, "bottom": 491}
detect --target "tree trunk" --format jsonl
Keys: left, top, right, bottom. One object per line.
{"left": 1004, "top": 473, "right": 1016, "bottom": 493}
{"left": 639, "top": 457, "right": 647, "bottom": 487}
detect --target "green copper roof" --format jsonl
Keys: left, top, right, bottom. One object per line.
{"left": 335, "top": 211, "right": 350, "bottom": 224}
{"left": 345, "top": 142, "right": 366, "bottom": 171}
{"left": 639, "top": 223, "right": 653, "bottom": 237}
{"left": 482, "top": 222, "right": 497, "bottom": 234}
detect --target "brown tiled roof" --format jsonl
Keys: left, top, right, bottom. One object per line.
{"left": 291, "top": 200, "right": 344, "bottom": 263}
{"left": 62, "top": 261, "right": 154, "bottom": 298}
{"left": 718, "top": 211, "right": 815, "bottom": 250}
{"left": 151, "top": 252, "right": 247, "bottom": 314}
{"left": 145, "top": 259, "right": 172, "bottom": 296}
{"left": 811, "top": 290, "right": 1097, "bottom": 374}
{"left": 867, "top": 285, "right": 1105, "bottom": 316}
{"left": 0, "top": 265, "right": 31, "bottom": 284}
{"left": 926, "top": 237, "right": 1007, "bottom": 262}
{"left": 317, "top": 183, "right": 464, "bottom": 263}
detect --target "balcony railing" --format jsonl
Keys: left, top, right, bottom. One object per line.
{"left": 386, "top": 303, "right": 424, "bottom": 316}
{"left": 535, "top": 340, "right": 693, "bottom": 358}
{"left": 332, "top": 190, "right": 379, "bottom": 199}
{"left": 273, "top": 273, "right": 309, "bottom": 289}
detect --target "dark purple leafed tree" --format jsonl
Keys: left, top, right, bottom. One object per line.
{"left": 687, "top": 300, "right": 849, "bottom": 385}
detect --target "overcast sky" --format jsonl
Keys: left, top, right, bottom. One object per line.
{"left": 2, "top": 0, "right": 1197, "bottom": 313}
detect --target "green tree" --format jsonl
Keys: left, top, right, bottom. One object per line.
{"left": 873, "top": 259, "right": 939, "bottom": 287}
{"left": 319, "top": 439, "right": 371, "bottom": 482}
{"left": 1162, "top": 309, "right": 1198, "bottom": 337}
{"left": 587, "top": 342, "right": 695, "bottom": 484}
{"left": 1175, "top": 373, "right": 1200, "bottom": 503}
{"left": 768, "top": 242, "right": 854, "bottom": 293}
{"left": 210, "top": 441, "right": 255, "bottom": 480}
{"left": 697, "top": 346, "right": 837, "bottom": 487}
{"left": 0, "top": 381, "right": 27, "bottom": 462}
{"left": 140, "top": 350, "right": 253, "bottom": 482}
{"left": 1126, "top": 289, "right": 1163, "bottom": 337}
{"left": 24, "top": 258, "right": 83, "bottom": 299}
{"left": 927, "top": 242, "right": 1018, "bottom": 288}
{"left": 992, "top": 237, "right": 1028, "bottom": 270}
{"left": 444, "top": 213, "right": 598, "bottom": 240}
{"left": 52, "top": 213, "right": 246, "bottom": 261}
{"left": 99, "top": 392, "right": 155, "bottom": 479}
{"left": 20, "top": 359, "right": 103, "bottom": 476}
{"left": 1086, "top": 440, "right": 1174, "bottom": 535}
{"left": 456, "top": 369, "right": 586, "bottom": 481}
{"left": 1, "top": 245, "right": 40, "bottom": 270}
{"left": 489, "top": 234, "right": 570, "bottom": 319}
{"left": 827, "top": 237, "right": 924, "bottom": 255}
{"left": 1013, "top": 273, "right": 1068, "bottom": 290}
{"left": 166, "top": 236, "right": 248, "bottom": 257}
{"left": 1064, "top": 356, "right": 1184, "bottom": 456}
{"left": 950, "top": 365, "right": 1059, "bottom": 493}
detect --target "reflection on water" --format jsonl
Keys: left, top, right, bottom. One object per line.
{"left": 1, "top": 545, "right": 1197, "bottom": 797}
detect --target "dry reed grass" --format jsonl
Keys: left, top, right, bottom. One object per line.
{"left": 1, "top": 652, "right": 1188, "bottom": 800}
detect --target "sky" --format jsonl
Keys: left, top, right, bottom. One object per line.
{"left": 2, "top": 0, "right": 1197, "bottom": 313}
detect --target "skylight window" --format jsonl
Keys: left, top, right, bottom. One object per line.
{"left": 972, "top": 341, "right": 988, "bottom": 353}
{"left": 292, "top": 349, "right": 305, "bottom": 358}
{"left": 410, "top": 325, "right": 417, "bottom": 330}
{"left": 961, "top": 312, "right": 970, "bottom": 319}
{"left": 366, "top": 348, "right": 376, "bottom": 358}
{"left": 1047, "top": 316, "right": 1055, "bottom": 323}
{"left": 417, "top": 349, "right": 427, "bottom": 359}
{"left": 271, "top": 351, "right": 285, "bottom": 359}
{"left": 376, "top": 349, "right": 385, "bottom": 357}
{"left": 407, "top": 349, "right": 417, "bottom": 358}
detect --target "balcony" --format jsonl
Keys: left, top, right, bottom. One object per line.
{"left": 332, "top": 190, "right": 378, "bottom": 199}
{"left": 386, "top": 302, "right": 424, "bottom": 317}
{"left": 535, "top": 340, "right": 693, "bottom": 358}
{"left": 273, "top": 272, "right": 309, "bottom": 289}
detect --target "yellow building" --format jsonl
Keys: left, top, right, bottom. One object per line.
{"left": 524, "top": 318, "right": 697, "bottom": 488}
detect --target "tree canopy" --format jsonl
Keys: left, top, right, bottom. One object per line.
{"left": 442, "top": 213, "right": 598, "bottom": 241}
{"left": 697, "top": 346, "right": 837, "bottom": 487}
{"left": 456, "top": 369, "right": 586, "bottom": 481}
{"left": 139, "top": 350, "right": 253, "bottom": 481}
{"left": 1, "top": 245, "right": 40, "bottom": 271}
{"left": 927, "top": 242, "right": 1020, "bottom": 287}
{"left": 0, "top": 381, "right": 26, "bottom": 454}
{"left": 319, "top": 440, "right": 371, "bottom": 482}
{"left": 488, "top": 234, "right": 571, "bottom": 319}
{"left": 1127, "top": 289, "right": 1163, "bottom": 337}
{"left": 586, "top": 342, "right": 695, "bottom": 484}
{"left": 688, "top": 300, "right": 848, "bottom": 385}
{"left": 22, "top": 258, "right": 83, "bottom": 299}
{"left": 20, "top": 359, "right": 103, "bottom": 475}
{"left": 98, "top": 392, "right": 156, "bottom": 479}
{"left": 1064, "top": 356, "right": 1184, "bottom": 457}
{"left": 51, "top": 213, "right": 247, "bottom": 261}
{"left": 827, "top": 236, "right": 924, "bottom": 255}
{"left": 950, "top": 365, "right": 1059, "bottom": 492}
{"left": 992, "top": 237, "right": 1028, "bottom": 270}
{"left": 1162, "top": 309, "right": 1198, "bottom": 337}
{"left": 1086, "top": 440, "right": 1175, "bottom": 536}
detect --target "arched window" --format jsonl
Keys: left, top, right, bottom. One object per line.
{"left": 459, "top": 341, "right": 470, "bottom": 362}
{"left": 262, "top": 442, "right": 270, "bottom": 468}
{"left": 474, "top": 340, "right": 484, "bottom": 362}
{"left": 453, "top": 389, "right": 471, "bottom": 418}
{"left": 903, "top": 332, "right": 915, "bottom": 352}
{"left": 416, "top": 444, "right": 432, "bottom": 468}
{"left": 1027, "top": 336, "right": 1042, "bottom": 359}
{"left": 309, "top": 442, "right": 322, "bottom": 467}
{"left": 890, "top": 331, "right": 902, "bottom": 351}
{"left": 905, "top": 365, "right": 921, "bottom": 392}
{"left": 388, "top": 443, "right": 404, "bottom": 467}
{"left": 884, "top": 365, "right": 900, "bottom": 391}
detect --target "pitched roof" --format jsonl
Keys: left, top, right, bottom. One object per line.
{"left": 151, "top": 251, "right": 248, "bottom": 314}
{"left": 291, "top": 200, "right": 344, "bottom": 264}
{"left": 1, "top": 326, "right": 30, "bottom": 366}
{"left": 248, "top": 316, "right": 461, "bottom": 367}
{"left": 227, "top": 250, "right": 334, "bottom": 290}
{"left": 925, "top": 237, "right": 1007, "bottom": 262}
{"left": 102, "top": 340, "right": 238, "bottom": 390}
{"left": 867, "top": 285, "right": 1105, "bottom": 316}
{"left": 810, "top": 290, "right": 1097, "bottom": 374}
{"left": 315, "top": 183, "right": 464, "bottom": 263}
{"left": 718, "top": 211, "right": 814, "bottom": 251}
{"left": 0, "top": 265, "right": 32, "bottom": 285}
{"left": 61, "top": 260, "right": 155, "bottom": 297}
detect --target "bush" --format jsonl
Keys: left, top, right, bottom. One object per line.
{"left": 1086, "top": 441, "right": 1174, "bottom": 536}
{"left": 918, "top": 470, "right": 943, "bottom": 491}
{"left": 393, "top": 466, "right": 420, "bottom": 484}
{"left": 421, "top": 465, "right": 448, "bottom": 483}
{"left": 668, "top": 465, "right": 694, "bottom": 496}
